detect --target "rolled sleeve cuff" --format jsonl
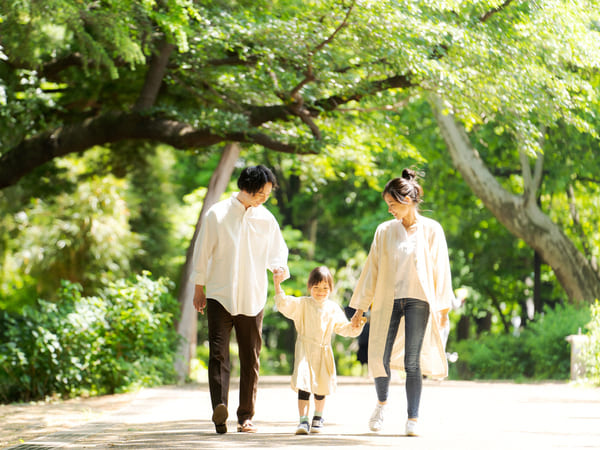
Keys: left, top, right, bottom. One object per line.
{"left": 194, "top": 273, "right": 206, "bottom": 285}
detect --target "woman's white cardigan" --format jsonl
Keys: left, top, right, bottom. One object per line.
{"left": 350, "top": 214, "right": 455, "bottom": 379}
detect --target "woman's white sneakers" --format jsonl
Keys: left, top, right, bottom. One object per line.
{"left": 369, "top": 403, "right": 385, "bottom": 432}
{"left": 369, "top": 403, "right": 418, "bottom": 436}
{"left": 405, "top": 419, "right": 418, "bottom": 436}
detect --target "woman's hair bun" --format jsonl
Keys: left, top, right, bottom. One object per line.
{"left": 402, "top": 168, "right": 417, "bottom": 181}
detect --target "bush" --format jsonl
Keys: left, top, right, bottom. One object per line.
{"left": 450, "top": 303, "right": 590, "bottom": 380}
{"left": 451, "top": 332, "right": 529, "bottom": 380}
{"left": 581, "top": 300, "right": 600, "bottom": 385}
{"left": 0, "top": 272, "right": 180, "bottom": 403}
{"left": 519, "top": 303, "right": 590, "bottom": 379}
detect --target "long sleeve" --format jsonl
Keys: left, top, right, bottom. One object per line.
{"left": 267, "top": 223, "right": 290, "bottom": 280}
{"left": 350, "top": 225, "right": 382, "bottom": 312}
{"left": 429, "top": 222, "right": 454, "bottom": 312}
{"left": 275, "top": 292, "right": 301, "bottom": 321}
{"left": 193, "top": 208, "right": 218, "bottom": 286}
{"left": 333, "top": 304, "right": 366, "bottom": 337}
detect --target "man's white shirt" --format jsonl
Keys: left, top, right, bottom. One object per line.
{"left": 193, "top": 193, "right": 289, "bottom": 316}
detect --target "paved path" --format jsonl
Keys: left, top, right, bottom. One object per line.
{"left": 3, "top": 376, "right": 600, "bottom": 449}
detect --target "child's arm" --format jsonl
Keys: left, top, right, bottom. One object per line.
{"left": 273, "top": 268, "right": 286, "bottom": 295}
{"left": 273, "top": 270, "right": 300, "bottom": 320}
{"left": 333, "top": 306, "right": 367, "bottom": 337}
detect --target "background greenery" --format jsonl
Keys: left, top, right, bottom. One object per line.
{"left": 0, "top": 273, "right": 179, "bottom": 402}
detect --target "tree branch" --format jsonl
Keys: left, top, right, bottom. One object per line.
{"left": 480, "top": 0, "right": 515, "bottom": 23}
{"left": 246, "top": 73, "right": 415, "bottom": 127}
{"left": 2, "top": 70, "right": 414, "bottom": 189}
{"left": 518, "top": 147, "right": 535, "bottom": 202}
{"left": 519, "top": 130, "right": 545, "bottom": 206}
{"left": 207, "top": 54, "right": 260, "bottom": 67}
{"left": 133, "top": 39, "right": 176, "bottom": 111}
{"left": 0, "top": 113, "right": 310, "bottom": 189}
{"left": 313, "top": 74, "right": 415, "bottom": 113}
{"left": 310, "top": 0, "right": 355, "bottom": 56}
{"left": 285, "top": 1, "right": 356, "bottom": 140}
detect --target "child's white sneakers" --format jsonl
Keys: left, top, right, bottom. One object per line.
{"left": 369, "top": 403, "right": 385, "bottom": 432}
{"left": 295, "top": 421, "right": 310, "bottom": 435}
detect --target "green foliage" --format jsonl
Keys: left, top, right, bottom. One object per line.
{"left": 0, "top": 164, "right": 141, "bottom": 306}
{"left": 260, "top": 346, "right": 293, "bottom": 376}
{"left": 333, "top": 336, "right": 364, "bottom": 377}
{"left": 120, "top": 144, "right": 182, "bottom": 282}
{"left": 520, "top": 303, "right": 591, "bottom": 379}
{"left": 451, "top": 303, "right": 590, "bottom": 380}
{"left": 0, "top": 273, "right": 179, "bottom": 403}
{"left": 451, "top": 332, "right": 528, "bottom": 380}
{"left": 581, "top": 301, "right": 600, "bottom": 385}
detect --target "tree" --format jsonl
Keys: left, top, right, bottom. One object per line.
{"left": 432, "top": 95, "right": 600, "bottom": 302}
{"left": 2, "top": 0, "right": 599, "bottom": 306}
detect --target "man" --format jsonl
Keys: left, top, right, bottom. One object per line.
{"left": 193, "top": 165, "right": 289, "bottom": 434}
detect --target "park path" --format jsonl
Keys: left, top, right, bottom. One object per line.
{"left": 2, "top": 375, "right": 599, "bottom": 449}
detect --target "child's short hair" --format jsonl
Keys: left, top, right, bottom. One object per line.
{"left": 307, "top": 266, "right": 334, "bottom": 291}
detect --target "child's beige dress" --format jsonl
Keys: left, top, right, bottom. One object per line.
{"left": 275, "top": 293, "right": 366, "bottom": 395}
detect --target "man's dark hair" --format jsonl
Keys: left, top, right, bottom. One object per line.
{"left": 237, "top": 165, "right": 278, "bottom": 194}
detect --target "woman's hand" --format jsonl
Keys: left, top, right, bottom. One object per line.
{"left": 438, "top": 310, "right": 449, "bottom": 328}
{"left": 351, "top": 309, "right": 365, "bottom": 328}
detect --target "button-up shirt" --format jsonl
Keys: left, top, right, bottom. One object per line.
{"left": 193, "top": 193, "right": 289, "bottom": 316}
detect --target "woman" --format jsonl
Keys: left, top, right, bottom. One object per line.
{"left": 350, "top": 168, "right": 455, "bottom": 436}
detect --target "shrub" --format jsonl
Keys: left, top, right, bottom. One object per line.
{"left": 520, "top": 303, "right": 590, "bottom": 379}
{"left": 451, "top": 332, "right": 528, "bottom": 380}
{"left": 450, "top": 303, "right": 590, "bottom": 380}
{"left": 0, "top": 272, "right": 180, "bottom": 403}
{"left": 581, "top": 300, "right": 600, "bottom": 385}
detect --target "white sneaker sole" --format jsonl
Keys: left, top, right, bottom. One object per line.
{"left": 369, "top": 423, "right": 382, "bottom": 432}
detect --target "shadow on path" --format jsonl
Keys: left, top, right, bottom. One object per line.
{"left": 4, "top": 378, "right": 600, "bottom": 449}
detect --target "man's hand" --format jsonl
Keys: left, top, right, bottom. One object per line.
{"left": 193, "top": 285, "right": 207, "bottom": 315}
{"left": 273, "top": 268, "right": 286, "bottom": 284}
{"left": 273, "top": 268, "right": 286, "bottom": 294}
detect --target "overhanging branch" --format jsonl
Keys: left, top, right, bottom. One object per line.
{"left": 480, "top": 0, "right": 515, "bottom": 22}
{"left": 0, "top": 113, "right": 309, "bottom": 189}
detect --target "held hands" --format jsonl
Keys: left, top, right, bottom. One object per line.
{"left": 351, "top": 309, "right": 366, "bottom": 329}
{"left": 272, "top": 267, "right": 286, "bottom": 284}
{"left": 273, "top": 267, "right": 286, "bottom": 294}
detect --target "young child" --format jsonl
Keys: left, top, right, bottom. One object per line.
{"left": 273, "top": 266, "right": 366, "bottom": 435}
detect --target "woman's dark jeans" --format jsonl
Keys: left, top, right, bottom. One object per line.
{"left": 374, "top": 297, "right": 430, "bottom": 419}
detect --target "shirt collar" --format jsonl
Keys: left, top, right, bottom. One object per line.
{"left": 232, "top": 192, "right": 247, "bottom": 210}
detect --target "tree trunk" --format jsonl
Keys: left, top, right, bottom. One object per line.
{"left": 133, "top": 39, "right": 176, "bottom": 112}
{"left": 174, "top": 142, "right": 241, "bottom": 382}
{"left": 533, "top": 250, "right": 542, "bottom": 313}
{"left": 431, "top": 96, "right": 600, "bottom": 303}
